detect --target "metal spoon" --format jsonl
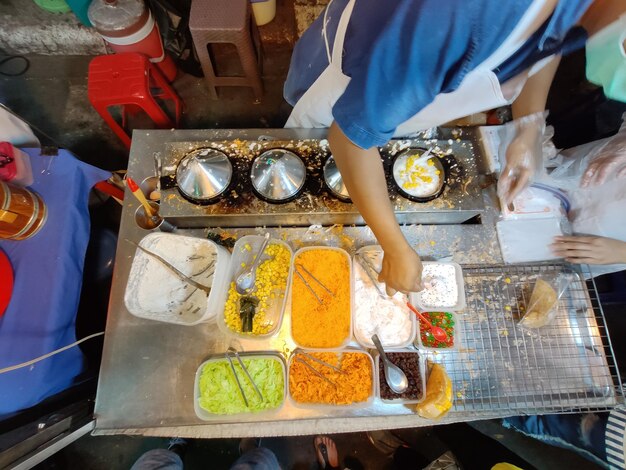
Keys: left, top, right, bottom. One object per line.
{"left": 235, "top": 233, "right": 271, "bottom": 295}
{"left": 406, "top": 302, "right": 448, "bottom": 342}
{"left": 371, "top": 334, "right": 408, "bottom": 395}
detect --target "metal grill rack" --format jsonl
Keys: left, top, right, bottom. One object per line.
{"left": 429, "top": 263, "right": 624, "bottom": 415}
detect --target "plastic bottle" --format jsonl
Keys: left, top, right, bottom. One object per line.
{"left": 88, "top": 0, "right": 177, "bottom": 82}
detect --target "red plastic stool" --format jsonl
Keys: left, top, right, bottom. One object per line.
{"left": 88, "top": 53, "right": 182, "bottom": 149}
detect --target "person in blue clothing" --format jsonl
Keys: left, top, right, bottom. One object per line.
{"left": 284, "top": 0, "right": 626, "bottom": 295}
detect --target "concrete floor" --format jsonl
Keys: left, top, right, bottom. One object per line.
{"left": 0, "top": 2, "right": 617, "bottom": 470}
{"left": 34, "top": 421, "right": 604, "bottom": 469}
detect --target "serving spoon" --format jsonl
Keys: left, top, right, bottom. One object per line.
{"left": 372, "top": 334, "right": 408, "bottom": 394}
{"left": 235, "top": 233, "right": 271, "bottom": 295}
{"left": 406, "top": 302, "right": 448, "bottom": 342}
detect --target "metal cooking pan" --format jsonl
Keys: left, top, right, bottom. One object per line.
{"left": 391, "top": 148, "right": 448, "bottom": 203}
{"left": 161, "top": 148, "right": 233, "bottom": 205}
{"left": 249, "top": 149, "right": 307, "bottom": 204}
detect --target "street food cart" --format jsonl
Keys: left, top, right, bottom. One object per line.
{"left": 94, "top": 128, "right": 623, "bottom": 438}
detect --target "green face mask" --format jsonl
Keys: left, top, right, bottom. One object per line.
{"left": 586, "top": 16, "right": 626, "bottom": 103}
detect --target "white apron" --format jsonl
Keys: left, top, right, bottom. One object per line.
{"left": 285, "top": 0, "right": 543, "bottom": 135}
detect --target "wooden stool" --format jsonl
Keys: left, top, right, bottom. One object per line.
{"left": 189, "top": 0, "right": 264, "bottom": 101}
{"left": 88, "top": 53, "right": 183, "bottom": 150}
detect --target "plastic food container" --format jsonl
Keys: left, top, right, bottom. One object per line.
{"left": 411, "top": 262, "right": 466, "bottom": 312}
{"left": 124, "top": 233, "right": 230, "bottom": 325}
{"left": 414, "top": 311, "right": 463, "bottom": 352}
{"left": 290, "top": 246, "right": 353, "bottom": 349}
{"left": 194, "top": 352, "right": 286, "bottom": 421}
{"left": 287, "top": 349, "right": 375, "bottom": 409}
{"left": 217, "top": 235, "right": 293, "bottom": 339}
{"left": 353, "top": 246, "right": 416, "bottom": 349}
{"left": 375, "top": 349, "right": 427, "bottom": 404}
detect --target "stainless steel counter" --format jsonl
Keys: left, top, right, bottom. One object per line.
{"left": 94, "top": 129, "right": 621, "bottom": 438}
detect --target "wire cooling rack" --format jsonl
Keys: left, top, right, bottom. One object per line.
{"left": 426, "top": 263, "right": 624, "bottom": 415}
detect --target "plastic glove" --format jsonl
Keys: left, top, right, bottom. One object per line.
{"left": 580, "top": 150, "right": 626, "bottom": 188}
{"left": 497, "top": 111, "right": 547, "bottom": 206}
{"left": 378, "top": 244, "right": 423, "bottom": 295}
{"left": 580, "top": 136, "right": 626, "bottom": 188}
{"left": 550, "top": 235, "right": 626, "bottom": 265}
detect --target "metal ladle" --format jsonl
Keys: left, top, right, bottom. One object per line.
{"left": 371, "top": 334, "right": 408, "bottom": 394}
{"left": 235, "top": 233, "right": 271, "bottom": 295}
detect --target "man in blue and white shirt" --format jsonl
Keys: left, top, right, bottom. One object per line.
{"left": 284, "top": 0, "right": 626, "bottom": 295}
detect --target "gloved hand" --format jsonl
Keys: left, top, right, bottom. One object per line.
{"left": 580, "top": 151, "right": 626, "bottom": 188}
{"left": 580, "top": 113, "right": 626, "bottom": 187}
{"left": 378, "top": 244, "right": 423, "bottom": 295}
{"left": 550, "top": 235, "right": 626, "bottom": 265}
{"left": 497, "top": 111, "right": 547, "bottom": 206}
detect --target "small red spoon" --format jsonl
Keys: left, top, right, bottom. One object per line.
{"left": 406, "top": 302, "right": 448, "bottom": 342}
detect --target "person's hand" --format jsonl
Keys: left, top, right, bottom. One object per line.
{"left": 378, "top": 244, "right": 423, "bottom": 295}
{"left": 497, "top": 125, "right": 543, "bottom": 206}
{"left": 550, "top": 235, "right": 626, "bottom": 265}
{"left": 580, "top": 153, "right": 626, "bottom": 187}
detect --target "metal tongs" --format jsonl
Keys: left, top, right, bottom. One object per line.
{"left": 356, "top": 252, "right": 387, "bottom": 299}
{"left": 294, "top": 350, "right": 345, "bottom": 388}
{"left": 225, "top": 347, "right": 264, "bottom": 407}
{"left": 294, "top": 263, "right": 334, "bottom": 304}
{"left": 126, "top": 239, "right": 212, "bottom": 294}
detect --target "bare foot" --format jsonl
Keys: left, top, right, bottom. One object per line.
{"left": 314, "top": 436, "right": 339, "bottom": 469}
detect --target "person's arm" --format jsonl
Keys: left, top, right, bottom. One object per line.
{"left": 328, "top": 122, "right": 422, "bottom": 294}
{"left": 511, "top": 55, "right": 561, "bottom": 120}
{"left": 550, "top": 235, "right": 626, "bottom": 264}
{"left": 498, "top": 56, "right": 561, "bottom": 205}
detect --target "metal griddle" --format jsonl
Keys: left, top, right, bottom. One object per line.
{"left": 158, "top": 136, "right": 484, "bottom": 228}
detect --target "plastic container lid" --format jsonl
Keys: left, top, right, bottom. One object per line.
{"left": 216, "top": 235, "right": 293, "bottom": 339}
{"left": 411, "top": 262, "right": 466, "bottom": 312}
{"left": 375, "top": 349, "right": 427, "bottom": 405}
{"left": 352, "top": 246, "right": 416, "bottom": 349}
{"left": 33, "top": 0, "right": 71, "bottom": 13}
{"left": 290, "top": 246, "right": 353, "bottom": 350}
{"left": 124, "top": 233, "right": 231, "bottom": 325}
{"left": 88, "top": 0, "right": 146, "bottom": 33}
{"left": 287, "top": 349, "right": 375, "bottom": 409}
{"left": 194, "top": 352, "right": 286, "bottom": 421}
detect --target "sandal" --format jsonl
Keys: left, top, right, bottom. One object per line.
{"left": 314, "top": 436, "right": 340, "bottom": 470}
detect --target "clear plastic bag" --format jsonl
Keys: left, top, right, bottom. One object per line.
{"left": 518, "top": 273, "right": 572, "bottom": 329}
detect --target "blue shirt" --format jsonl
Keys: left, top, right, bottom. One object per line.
{"left": 284, "top": 0, "right": 592, "bottom": 149}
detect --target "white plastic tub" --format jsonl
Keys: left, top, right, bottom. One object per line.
{"left": 287, "top": 348, "right": 375, "bottom": 409}
{"left": 375, "top": 349, "right": 427, "bottom": 405}
{"left": 217, "top": 235, "right": 293, "bottom": 339}
{"left": 411, "top": 262, "right": 466, "bottom": 312}
{"left": 290, "top": 246, "right": 353, "bottom": 349}
{"left": 194, "top": 352, "right": 286, "bottom": 421}
{"left": 352, "top": 246, "right": 416, "bottom": 349}
{"left": 124, "top": 233, "right": 230, "bottom": 325}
